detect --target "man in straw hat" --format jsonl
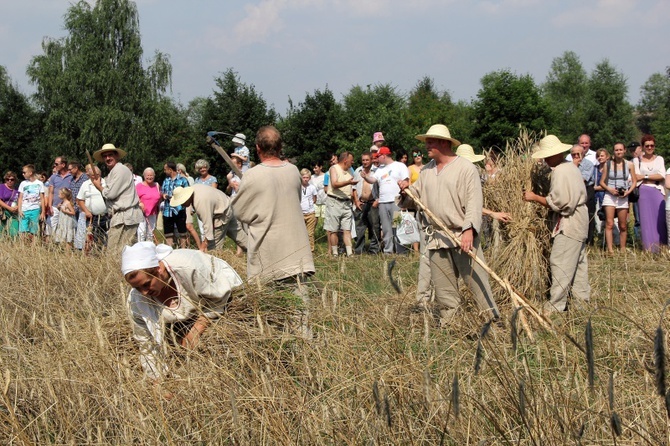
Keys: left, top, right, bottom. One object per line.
{"left": 399, "top": 124, "right": 500, "bottom": 325}
{"left": 91, "top": 143, "right": 143, "bottom": 251}
{"left": 170, "top": 184, "right": 247, "bottom": 253}
{"left": 523, "top": 134, "right": 590, "bottom": 314}
{"left": 122, "top": 241, "right": 243, "bottom": 380}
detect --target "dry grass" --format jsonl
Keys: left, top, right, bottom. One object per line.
{"left": 483, "top": 128, "right": 552, "bottom": 303}
{"left": 0, "top": 235, "right": 669, "bottom": 445}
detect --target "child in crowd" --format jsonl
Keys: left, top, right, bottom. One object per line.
{"left": 54, "top": 188, "right": 76, "bottom": 249}
{"left": 17, "top": 164, "right": 45, "bottom": 241}
{"left": 300, "top": 168, "right": 318, "bottom": 251}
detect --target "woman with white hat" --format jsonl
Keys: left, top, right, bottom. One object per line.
{"left": 522, "top": 135, "right": 590, "bottom": 314}
{"left": 122, "top": 241, "right": 243, "bottom": 380}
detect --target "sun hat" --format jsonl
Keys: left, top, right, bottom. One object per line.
{"left": 415, "top": 124, "right": 461, "bottom": 146}
{"left": 372, "top": 132, "right": 385, "bottom": 144}
{"left": 121, "top": 242, "right": 173, "bottom": 276}
{"left": 377, "top": 146, "right": 391, "bottom": 156}
{"left": 232, "top": 133, "right": 246, "bottom": 145}
{"left": 531, "top": 135, "right": 573, "bottom": 159}
{"left": 230, "top": 152, "right": 245, "bottom": 161}
{"left": 455, "top": 144, "right": 485, "bottom": 163}
{"left": 93, "top": 143, "right": 127, "bottom": 162}
{"left": 170, "top": 186, "right": 194, "bottom": 207}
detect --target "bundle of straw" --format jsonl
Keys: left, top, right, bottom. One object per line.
{"left": 482, "top": 128, "right": 552, "bottom": 302}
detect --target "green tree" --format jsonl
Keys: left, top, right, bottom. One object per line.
{"left": 583, "top": 60, "right": 635, "bottom": 149}
{"left": 473, "top": 70, "right": 551, "bottom": 149}
{"left": 405, "top": 76, "right": 475, "bottom": 145}
{"left": 0, "top": 67, "right": 41, "bottom": 173}
{"left": 542, "top": 51, "right": 589, "bottom": 141}
{"left": 636, "top": 72, "right": 670, "bottom": 153}
{"left": 340, "top": 83, "right": 410, "bottom": 157}
{"left": 196, "top": 69, "right": 278, "bottom": 178}
{"left": 279, "top": 87, "right": 345, "bottom": 168}
{"left": 27, "top": 0, "right": 175, "bottom": 168}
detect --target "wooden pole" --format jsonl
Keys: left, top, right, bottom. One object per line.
{"left": 404, "top": 188, "right": 554, "bottom": 334}
{"left": 206, "top": 136, "right": 244, "bottom": 179}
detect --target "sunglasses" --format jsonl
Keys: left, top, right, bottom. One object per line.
{"left": 644, "top": 144, "right": 655, "bottom": 148}
{"left": 413, "top": 153, "right": 422, "bottom": 157}
{"left": 570, "top": 152, "right": 582, "bottom": 157}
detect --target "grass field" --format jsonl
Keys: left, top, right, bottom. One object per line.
{"left": 0, "top": 235, "right": 669, "bottom": 445}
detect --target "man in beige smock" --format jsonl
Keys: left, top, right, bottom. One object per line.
{"left": 232, "top": 126, "right": 315, "bottom": 284}
{"left": 400, "top": 124, "right": 500, "bottom": 325}
{"left": 523, "top": 135, "right": 590, "bottom": 313}
{"left": 91, "top": 143, "right": 144, "bottom": 251}
{"left": 170, "top": 184, "right": 247, "bottom": 253}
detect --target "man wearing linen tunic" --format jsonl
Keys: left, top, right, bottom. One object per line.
{"left": 400, "top": 124, "right": 500, "bottom": 324}
{"left": 523, "top": 135, "right": 590, "bottom": 313}
{"left": 232, "top": 126, "right": 315, "bottom": 283}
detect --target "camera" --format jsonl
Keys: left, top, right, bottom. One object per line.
{"left": 616, "top": 187, "right": 626, "bottom": 196}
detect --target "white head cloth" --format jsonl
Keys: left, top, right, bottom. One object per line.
{"left": 121, "top": 242, "right": 174, "bottom": 276}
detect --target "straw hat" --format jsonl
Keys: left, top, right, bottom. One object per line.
{"left": 415, "top": 124, "right": 461, "bottom": 146}
{"left": 531, "top": 135, "right": 572, "bottom": 159}
{"left": 93, "top": 143, "right": 127, "bottom": 162}
{"left": 170, "top": 186, "right": 194, "bottom": 207}
{"left": 455, "top": 144, "right": 485, "bottom": 163}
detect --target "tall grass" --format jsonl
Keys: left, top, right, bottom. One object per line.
{"left": 0, "top": 235, "right": 668, "bottom": 444}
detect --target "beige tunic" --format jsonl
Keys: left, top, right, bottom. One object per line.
{"left": 408, "top": 157, "right": 483, "bottom": 250}
{"left": 127, "top": 249, "right": 243, "bottom": 379}
{"left": 546, "top": 162, "right": 588, "bottom": 242}
{"left": 103, "top": 163, "right": 143, "bottom": 227}
{"left": 232, "top": 163, "right": 315, "bottom": 282}
{"left": 189, "top": 184, "right": 233, "bottom": 242}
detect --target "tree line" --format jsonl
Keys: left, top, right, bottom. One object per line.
{"left": 1, "top": 0, "right": 668, "bottom": 183}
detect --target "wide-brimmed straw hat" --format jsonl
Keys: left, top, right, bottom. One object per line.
{"left": 93, "top": 143, "right": 127, "bottom": 162}
{"left": 415, "top": 124, "right": 461, "bottom": 146}
{"left": 531, "top": 135, "right": 572, "bottom": 159}
{"left": 455, "top": 144, "right": 485, "bottom": 163}
{"left": 170, "top": 186, "right": 194, "bottom": 207}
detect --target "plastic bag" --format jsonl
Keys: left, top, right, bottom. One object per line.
{"left": 395, "top": 211, "right": 420, "bottom": 246}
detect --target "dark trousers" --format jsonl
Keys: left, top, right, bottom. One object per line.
{"left": 586, "top": 184, "right": 596, "bottom": 245}
{"left": 354, "top": 202, "right": 380, "bottom": 254}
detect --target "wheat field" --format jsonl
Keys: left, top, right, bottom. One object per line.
{"left": 0, "top": 235, "right": 668, "bottom": 445}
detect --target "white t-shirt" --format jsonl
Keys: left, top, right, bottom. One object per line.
{"left": 18, "top": 179, "right": 45, "bottom": 212}
{"left": 372, "top": 161, "right": 410, "bottom": 203}
{"left": 300, "top": 184, "right": 317, "bottom": 214}
{"left": 310, "top": 173, "right": 326, "bottom": 205}
{"left": 77, "top": 179, "right": 107, "bottom": 215}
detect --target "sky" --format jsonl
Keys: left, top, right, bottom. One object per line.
{"left": 1, "top": 0, "right": 669, "bottom": 116}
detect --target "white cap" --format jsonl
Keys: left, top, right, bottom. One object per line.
{"left": 121, "top": 242, "right": 173, "bottom": 276}
{"left": 232, "top": 133, "right": 246, "bottom": 145}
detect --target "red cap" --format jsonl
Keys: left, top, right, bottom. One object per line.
{"left": 378, "top": 146, "right": 391, "bottom": 156}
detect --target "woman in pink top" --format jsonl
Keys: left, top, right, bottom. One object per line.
{"left": 136, "top": 167, "right": 161, "bottom": 242}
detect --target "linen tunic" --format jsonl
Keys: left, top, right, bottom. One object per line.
{"left": 103, "top": 163, "right": 143, "bottom": 227}
{"left": 232, "top": 163, "right": 315, "bottom": 282}
{"left": 127, "top": 249, "right": 243, "bottom": 379}
{"left": 407, "top": 157, "right": 483, "bottom": 250}
{"left": 546, "top": 162, "right": 588, "bottom": 242}
{"left": 189, "top": 184, "right": 234, "bottom": 242}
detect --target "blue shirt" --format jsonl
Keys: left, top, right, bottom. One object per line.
{"left": 578, "top": 159, "right": 595, "bottom": 186}
{"left": 161, "top": 174, "right": 189, "bottom": 217}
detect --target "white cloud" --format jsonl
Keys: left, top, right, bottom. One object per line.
{"left": 477, "top": 0, "right": 541, "bottom": 15}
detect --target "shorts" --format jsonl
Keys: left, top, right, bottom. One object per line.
{"left": 314, "top": 203, "right": 325, "bottom": 219}
{"left": 19, "top": 208, "right": 41, "bottom": 234}
{"left": 163, "top": 209, "right": 188, "bottom": 235}
{"left": 602, "top": 193, "right": 629, "bottom": 210}
{"left": 323, "top": 196, "right": 353, "bottom": 232}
